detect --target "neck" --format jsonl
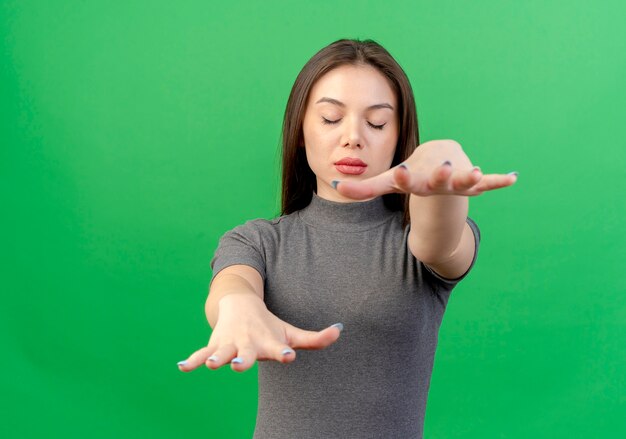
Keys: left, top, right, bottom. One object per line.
{"left": 298, "top": 192, "right": 394, "bottom": 232}
{"left": 316, "top": 184, "right": 376, "bottom": 203}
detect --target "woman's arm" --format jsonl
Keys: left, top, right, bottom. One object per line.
{"left": 205, "top": 264, "right": 265, "bottom": 329}
{"left": 331, "top": 139, "right": 516, "bottom": 279}
{"left": 405, "top": 141, "right": 477, "bottom": 279}
{"left": 178, "top": 264, "right": 343, "bottom": 373}
{"left": 408, "top": 194, "right": 475, "bottom": 279}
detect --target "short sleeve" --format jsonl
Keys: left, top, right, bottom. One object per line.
{"left": 210, "top": 221, "right": 267, "bottom": 285}
{"left": 421, "top": 217, "right": 481, "bottom": 302}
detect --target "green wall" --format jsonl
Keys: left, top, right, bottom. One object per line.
{"left": 2, "top": 0, "right": 624, "bottom": 437}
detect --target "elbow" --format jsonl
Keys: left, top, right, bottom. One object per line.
{"left": 407, "top": 234, "right": 456, "bottom": 266}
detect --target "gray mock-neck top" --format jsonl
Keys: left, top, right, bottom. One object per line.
{"left": 298, "top": 192, "right": 396, "bottom": 231}
{"left": 210, "top": 193, "right": 480, "bottom": 439}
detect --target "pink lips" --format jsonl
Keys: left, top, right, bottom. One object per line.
{"left": 335, "top": 157, "right": 367, "bottom": 166}
{"left": 334, "top": 157, "right": 367, "bottom": 175}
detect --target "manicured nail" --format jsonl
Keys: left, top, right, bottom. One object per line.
{"left": 231, "top": 357, "right": 243, "bottom": 364}
{"left": 208, "top": 355, "right": 218, "bottom": 363}
{"left": 442, "top": 160, "right": 452, "bottom": 166}
{"left": 331, "top": 322, "right": 344, "bottom": 332}
{"left": 507, "top": 171, "right": 519, "bottom": 177}
{"left": 331, "top": 180, "right": 340, "bottom": 189}
{"left": 177, "top": 360, "right": 187, "bottom": 367}
{"left": 281, "top": 348, "right": 295, "bottom": 356}
{"left": 398, "top": 163, "right": 408, "bottom": 170}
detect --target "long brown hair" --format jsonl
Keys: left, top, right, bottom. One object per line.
{"left": 281, "top": 38, "right": 420, "bottom": 226}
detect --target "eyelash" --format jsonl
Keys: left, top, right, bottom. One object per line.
{"left": 322, "top": 117, "right": 386, "bottom": 130}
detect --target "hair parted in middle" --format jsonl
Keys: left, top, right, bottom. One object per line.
{"left": 280, "top": 38, "right": 420, "bottom": 226}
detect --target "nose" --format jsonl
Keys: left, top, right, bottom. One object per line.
{"left": 341, "top": 116, "right": 363, "bottom": 149}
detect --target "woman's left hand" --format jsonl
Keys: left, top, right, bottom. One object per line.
{"left": 333, "top": 139, "right": 518, "bottom": 200}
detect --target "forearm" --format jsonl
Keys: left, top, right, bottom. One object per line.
{"left": 408, "top": 193, "right": 469, "bottom": 264}
{"left": 205, "top": 271, "right": 265, "bottom": 329}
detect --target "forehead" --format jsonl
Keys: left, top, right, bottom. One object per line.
{"left": 308, "top": 64, "right": 397, "bottom": 108}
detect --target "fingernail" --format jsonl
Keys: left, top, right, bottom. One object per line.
{"left": 281, "top": 348, "right": 295, "bottom": 356}
{"left": 398, "top": 163, "right": 408, "bottom": 170}
{"left": 442, "top": 160, "right": 452, "bottom": 166}
{"left": 472, "top": 166, "right": 481, "bottom": 172}
{"left": 331, "top": 322, "right": 344, "bottom": 332}
{"left": 208, "top": 355, "right": 218, "bottom": 362}
{"left": 177, "top": 360, "right": 187, "bottom": 367}
{"left": 231, "top": 357, "right": 243, "bottom": 364}
{"left": 507, "top": 171, "right": 519, "bottom": 177}
{"left": 331, "top": 180, "right": 340, "bottom": 189}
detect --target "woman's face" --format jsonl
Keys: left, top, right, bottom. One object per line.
{"left": 302, "top": 64, "right": 399, "bottom": 202}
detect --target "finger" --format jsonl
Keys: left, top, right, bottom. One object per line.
{"left": 177, "top": 346, "right": 213, "bottom": 372}
{"left": 393, "top": 164, "right": 436, "bottom": 195}
{"left": 467, "top": 172, "right": 518, "bottom": 194}
{"left": 450, "top": 167, "right": 482, "bottom": 192}
{"left": 427, "top": 161, "right": 454, "bottom": 192}
{"left": 257, "top": 342, "right": 297, "bottom": 364}
{"left": 277, "top": 345, "right": 297, "bottom": 363}
{"left": 392, "top": 165, "right": 413, "bottom": 192}
{"left": 204, "top": 343, "right": 238, "bottom": 370}
{"left": 230, "top": 346, "right": 257, "bottom": 373}
{"left": 333, "top": 167, "right": 401, "bottom": 200}
{"left": 287, "top": 322, "right": 343, "bottom": 351}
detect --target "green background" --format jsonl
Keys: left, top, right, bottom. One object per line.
{"left": 2, "top": 0, "right": 624, "bottom": 437}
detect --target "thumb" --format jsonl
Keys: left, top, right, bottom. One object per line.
{"left": 286, "top": 322, "right": 344, "bottom": 350}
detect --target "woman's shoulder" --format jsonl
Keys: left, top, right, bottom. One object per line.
{"left": 222, "top": 211, "right": 298, "bottom": 239}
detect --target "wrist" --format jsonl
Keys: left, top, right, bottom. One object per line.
{"left": 218, "top": 291, "right": 265, "bottom": 309}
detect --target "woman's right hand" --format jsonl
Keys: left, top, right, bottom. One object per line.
{"left": 177, "top": 293, "right": 343, "bottom": 373}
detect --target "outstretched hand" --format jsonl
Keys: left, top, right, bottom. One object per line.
{"left": 332, "top": 139, "right": 518, "bottom": 200}
{"left": 177, "top": 294, "right": 343, "bottom": 373}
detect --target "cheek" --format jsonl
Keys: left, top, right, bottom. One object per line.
{"left": 376, "top": 125, "right": 397, "bottom": 143}
{"left": 303, "top": 124, "right": 335, "bottom": 149}
{"left": 380, "top": 130, "right": 399, "bottom": 162}
{"left": 302, "top": 118, "right": 318, "bottom": 142}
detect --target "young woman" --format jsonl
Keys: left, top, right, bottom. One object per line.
{"left": 178, "top": 39, "right": 517, "bottom": 438}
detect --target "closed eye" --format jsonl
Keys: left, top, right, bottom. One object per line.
{"left": 322, "top": 118, "right": 386, "bottom": 130}
{"left": 368, "top": 122, "right": 386, "bottom": 130}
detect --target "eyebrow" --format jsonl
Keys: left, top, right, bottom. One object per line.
{"left": 315, "top": 97, "right": 394, "bottom": 111}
